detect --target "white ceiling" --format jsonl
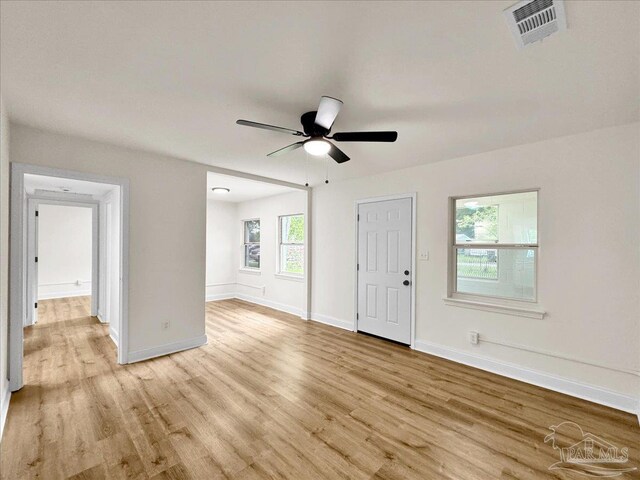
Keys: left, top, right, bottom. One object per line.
{"left": 24, "top": 174, "right": 117, "bottom": 196}
{"left": 207, "top": 172, "right": 298, "bottom": 203}
{"left": 1, "top": 1, "right": 638, "bottom": 185}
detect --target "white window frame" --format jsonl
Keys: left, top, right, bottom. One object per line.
{"left": 241, "top": 218, "right": 261, "bottom": 271}
{"left": 445, "top": 189, "right": 545, "bottom": 319}
{"left": 277, "top": 213, "right": 305, "bottom": 279}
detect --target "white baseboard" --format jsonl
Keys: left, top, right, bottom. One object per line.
{"left": 0, "top": 386, "right": 11, "bottom": 441}
{"left": 310, "top": 312, "right": 354, "bottom": 331}
{"left": 207, "top": 294, "right": 309, "bottom": 320}
{"left": 128, "top": 334, "right": 207, "bottom": 364}
{"left": 414, "top": 339, "right": 639, "bottom": 415}
{"left": 234, "top": 293, "right": 304, "bottom": 318}
{"left": 109, "top": 326, "right": 119, "bottom": 347}
{"left": 205, "top": 292, "right": 236, "bottom": 302}
{"left": 38, "top": 289, "right": 91, "bottom": 300}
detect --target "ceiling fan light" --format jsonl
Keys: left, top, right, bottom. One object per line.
{"left": 304, "top": 139, "right": 331, "bottom": 156}
{"left": 211, "top": 187, "right": 230, "bottom": 194}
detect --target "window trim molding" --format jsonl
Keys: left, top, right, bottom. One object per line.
{"left": 238, "top": 268, "right": 261, "bottom": 276}
{"left": 443, "top": 296, "right": 546, "bottom": 319}
{"left": 276, "top": 213, "right": 304, "bottom": 277}
{"left": 241, "top": 218, "right": 261, "bottom": 271}
{"left": 446, "top": 188, "right": 542, "bottom": 314}
{"left": 275, "top": 272, "right": 305, "bottom": 282}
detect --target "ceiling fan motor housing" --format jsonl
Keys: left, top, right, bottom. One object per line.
{"left": 301, "top": 111, "right": 329, "bottom": 137}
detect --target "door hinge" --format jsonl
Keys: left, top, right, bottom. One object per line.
{"left": 34, "top": 302, "right": 38, "bottom": 309}
{"left": 357, "top": 214, "right": 360, "bottom": 221}
{"left": 356, "top": 313, "right": 359, "bottom": 320}
{"left": 357, "top": 263, "right": 359, "bottom": 271}
{"left": 35, "top": 210, "right": 39, "bottom": 217}
{"left": 35, "top": 256, "right": 38, "bottom": 263}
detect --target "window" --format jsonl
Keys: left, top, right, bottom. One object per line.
{"left": 243, "top": 219, "right": 260, "bottom": 269}
{"left": 450, "top": 190, "right": 538, "bottom": 303}
{"left": 278, "top": 214, "right": 304, "bottom": 276}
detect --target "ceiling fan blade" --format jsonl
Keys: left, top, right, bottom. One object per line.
{"left": 327, "top": 143, "right": 350, "bottom": 164}
{"left": 332, "top": 131, "right": 398, "bottom": 142}
{"left": 314, "top": 96, "right": 343, "bottom": 130}
{"left": 266, "top": 141, "right": 305, "bottom": 157}
{"left": 237, "top": 119, "right": 303, "bottom": 136}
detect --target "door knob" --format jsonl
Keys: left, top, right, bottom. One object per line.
{"left": 404, "top": 270, "right": 410, "bottom": 275}
{"left": 403, "top": 280, "right": 410, "bottom": 286}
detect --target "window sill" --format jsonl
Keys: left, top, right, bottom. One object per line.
{"left": 443, "top": 297, "right": 545, "bottom": 319}
{"left": 275, "top": 273, "right": 305, "bottom": 282}
{"left": 239, "top": 268, "right": 261, "bottom": 276}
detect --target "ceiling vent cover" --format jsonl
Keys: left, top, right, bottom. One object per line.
{"left": 504, "top": 0, "right": 567, "bottom": 49}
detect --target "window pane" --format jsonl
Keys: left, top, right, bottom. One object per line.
{"left": 456, "top": 248, "right": 498, "bottom": 280}
{"left": 244, "top": 244, "right": 260, "bottom": 268}
{"left": 244, "top": 220, "right": 260, "bottom": 243}
{"left": 281, "top": 215, "right": 304, "bottom": 244}
{"left": 280, "top": 244, "right": 304, "bottom": 274}
{"left": 456, "top": 248, "right": 535, "bottom": 301}
{"left": 455, "top": 191, "right": 537, "bottom": 245}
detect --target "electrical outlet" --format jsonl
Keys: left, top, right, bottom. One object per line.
{"left": 469, "top": 331, "right": 479, "bottom": 345}
{"left": 162, "top": 321, "right": 170, "bottom": 330}
{"left": 419, "top": 251, "right": 429, "bottom": 261}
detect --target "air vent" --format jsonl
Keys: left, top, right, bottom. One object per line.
{"left": 504, "top": 0, "right": 567, "bottom": 49}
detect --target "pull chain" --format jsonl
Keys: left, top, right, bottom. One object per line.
{"left": 304, "top": 150, "right": 309, "bottom": 187}
{"left": 324, "top": 154, "right": 329, "bottom": 184}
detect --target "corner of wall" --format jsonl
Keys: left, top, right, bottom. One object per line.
{"left": 0, "top": 94, "right": 11, "bottom": 439}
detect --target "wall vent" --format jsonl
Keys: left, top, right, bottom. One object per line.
{"left": 504, "top": 0, "right": 567, "bottom": 49}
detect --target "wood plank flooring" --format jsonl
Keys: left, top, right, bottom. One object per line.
{"left": 1, "top": 296, "right": 638, "bottom": 479}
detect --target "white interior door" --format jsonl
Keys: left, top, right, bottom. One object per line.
{"left": 357, "top": 197, "right": 412, "bottom": 344}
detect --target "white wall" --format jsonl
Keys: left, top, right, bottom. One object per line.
{"left": 206, "top": 199, "right": 238, "bottom": 300}
{"left": 0, "top": 97, "right": 10, "bottom": 438}
{"left": 311, "top": 123, "right": 640, "bottom": 410}
{"left": 236, "top": 191, "right": 306, "bottom": 315}
{"left": 37, "top": 204, "right": 92, "bottom": 300}
{"left": 206, "top": 191, "right": 307, "bottom": 316}
{"left": 10, "top": 124, "right": 208, "bottom": 358}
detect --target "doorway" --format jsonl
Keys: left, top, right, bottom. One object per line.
{"left": 205, "top": 170, "right": 311, "bottom": 318}
{"left": 26, "top": 200, "right": 97, "bottom": 327}
{"left": 356, "top": 194, "right": 416, "bottom": 345}
{"left": 9, "top": 164, "right": 129, "bottom": 392}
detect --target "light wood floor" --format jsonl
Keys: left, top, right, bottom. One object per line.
{"left": 1, "top": 297, "right": 638, "bottom": 479}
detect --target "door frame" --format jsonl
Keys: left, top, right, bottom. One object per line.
{"left": 9, "top": 163, "right": 130, "bottom": 391}
{"left": 354, "top": 193, "right": 417, "bottom": 348}
{"left": 25, "top": 196, "right": 100, "bottom": 327}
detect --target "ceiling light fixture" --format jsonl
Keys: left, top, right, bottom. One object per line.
{"left": 303, "top": 139, "right": 331, "bottom": 156}
{"left": 211, "top": 187, "right": 230, "bottom": 194}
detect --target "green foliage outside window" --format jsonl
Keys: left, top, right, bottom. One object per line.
{"left": 280, "top": 215, "right": 304, "bottom": 275}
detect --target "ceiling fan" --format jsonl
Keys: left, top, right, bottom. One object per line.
{"left": 236, "top": 96, "right": 398, "bottom": 164}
